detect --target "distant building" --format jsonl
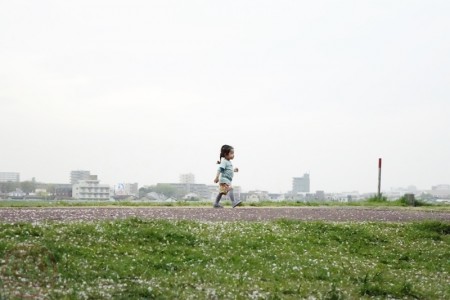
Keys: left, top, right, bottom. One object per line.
{"left": 166, "top": 183, "right": 208, "bottom": 199}
{"left": 8, "top": 188, "right": 25, "bottom": 198}
{"left": 213, "top": 186, "right": 241, "bottom": 201}
{"left": 268, "top": 193, "right": 286, "bottom": 201}
{"left": 429, "top": 184, "right": 450, "bottom": 198}
{"left": 72, "top": 178, "right": 110, "bottom": 200}
{"left": 207, "top": 185, "right": 219, "bottom": 199}
{"left": 292, "top": 173, "right": 310, "bottom": 193}
{"left": 70, "top": 170, "right": 91, "bottom": 184}
{"left": 144, "top": 192, "right": 168, "bottom": 201}
{"left": 114, "top": 183, "right": 139, "bottom": 197}
{"left": 432, "top": 184, "right": 450, "bottom": 191}
{"left": 180, "top": 173, "right": 195, "bottom": 184}
{"left": 160, "top": 183, "right": 237, "bottom": 200}
{"left": 0, "top": 172, "right": 20, "bottom": 183}
{"left": 315, "top": 190, "right": 325, "bottom": 200}
{"left": 189, "top": 184, "right": 211, "bottom": 199}
{"left": 54, "top": 184, "right": 73, "bottom": 199}
{"left": 241, "top": 190, "right": 269, "bottom": 202}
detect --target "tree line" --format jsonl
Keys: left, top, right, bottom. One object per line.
{"left": 139, "top": 184, "right": 178, "bottom": 198}
{"left": 0, "top": 181, "right": 56, "bottom": 194}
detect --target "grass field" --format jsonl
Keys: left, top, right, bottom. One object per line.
{"left": 1, "top": 219, "right": 449, "bottom": 299}
{"left": 0, "top": 198, "right": 449, "bottom": 211}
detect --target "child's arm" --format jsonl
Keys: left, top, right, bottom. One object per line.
{"left": 214, "top": 171, "right": 220, "bottom": 183}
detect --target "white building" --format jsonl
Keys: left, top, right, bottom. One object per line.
{"left": 429, "top": 184, "right": 450, "bottom": 198}
{"left": 70, "top": 170, "right": 91, "bottom": 184}
{"left": 292, "top": 173, "right": 310, "bottom": 193}
{"left": 114, "top": 183, "right": 139, "bottom": 197}
{"left": 72, "top": 179, "right": 110, "bottom": 200}
{"left": 243, "top": 190, "right": 269, "bottom": 202}
{"left": 0, "top": 172, "right": 20, "bottom": 182}
{"left": 180, "top": 173, "right": 195, "bottom": 184}
{"left": 432, "top": 184, "right": 450, "bottom": 191}
{"left": 8, "top": 188, "right": 25, "bottom": 198}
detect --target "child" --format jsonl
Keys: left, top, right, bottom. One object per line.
{"left": 213, "top": 145, "right": 242, "bottom": 208}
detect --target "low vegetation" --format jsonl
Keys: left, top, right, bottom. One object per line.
{"left": 0, "top": 198, "right": 448, "bottom": 210}
{"left": 1, "top": 219, "right": 449, "bottom": 299}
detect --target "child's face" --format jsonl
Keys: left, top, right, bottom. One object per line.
{"left": 225, "top": 149, "right": 235, "bottom": 160}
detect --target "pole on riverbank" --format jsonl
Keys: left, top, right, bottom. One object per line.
{"left": 377, "top": 158, "right": 382, "bottom": 199}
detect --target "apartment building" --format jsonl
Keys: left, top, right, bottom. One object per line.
{"left": 70, "top": 170, "right": 91, "bottom": 184}
{"left": 292, "top": 173, "right": 310, "bottom": 193}
{"left": 72, "top": 178, "right": 110, "bottom": 200}
{"left": 0, "top": 172, "right": 20, "bottom": 183}
{"left": 180, "top": 173, "right": 195, "bottom": 184}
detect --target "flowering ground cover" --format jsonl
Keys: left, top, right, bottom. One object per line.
{"left": 1, "top": 207, "right": 449, "bottom": 223}
{"left": 1, "top": 199, "right": 449, "bottom": 210}
{"left": 0, "top": 219, "right": 449, "bottom": 299}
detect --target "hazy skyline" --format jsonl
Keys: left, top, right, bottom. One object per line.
{"left": 1, "top": 1, "right": 449, "bottom": 193}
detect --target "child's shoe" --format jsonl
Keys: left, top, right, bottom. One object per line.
{"left": 213, "top": 203, "right": 223, "bottom": 208}
{"left": 232, "top": 200, "right": 242, "bottom": 208}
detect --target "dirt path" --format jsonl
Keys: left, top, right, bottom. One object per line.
{"left": 0, "top": 207, "right": 449, "bottom": 223}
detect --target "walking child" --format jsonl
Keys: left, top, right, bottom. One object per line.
{"left": 213, "top": 145, "right": 242, "bottom": 208}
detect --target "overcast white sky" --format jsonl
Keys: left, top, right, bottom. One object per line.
{"left": 1, "top": 0, "right": 449, "bottom": 193}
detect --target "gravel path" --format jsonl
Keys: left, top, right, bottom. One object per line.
{"left": 0, "top": 207, "right": 449, "bottom": 223}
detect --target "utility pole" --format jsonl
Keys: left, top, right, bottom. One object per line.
{"left": 377, "top": 158, "right": 382, "bottom": 199}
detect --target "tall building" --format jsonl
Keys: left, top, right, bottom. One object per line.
{"left": 292, "top": 173, "right": 310, "bottom": 193}
{"left": 0, "top": 172, "right": 20, "bottom": 182}
{"left": 180, "top": 173, "right": 195, "bottom": 184}
{"left": 70, "top": 170, "right": 91, "bottom": 184}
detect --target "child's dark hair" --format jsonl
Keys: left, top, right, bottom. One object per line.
{"left": 217, "top": 145, "right": 234, "bottom": 164}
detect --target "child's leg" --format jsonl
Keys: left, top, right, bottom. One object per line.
{"left": 214, "top": 183, "right": 229, "bottom": 207}
{"left": 214, "top": 193, "right": 224, "bottom": 207}
{"left": 215, "top": 193, "right": 223, "bottom": 204}
{"left": 230, "top": 188, "right": 242, "bottom": 208}
{"left": 228, "top": 189, "right": 235, "bottom": 203}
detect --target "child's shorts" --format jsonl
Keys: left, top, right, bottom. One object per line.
{"left": 219, "top": 183, "right": 232, "bottom": 195}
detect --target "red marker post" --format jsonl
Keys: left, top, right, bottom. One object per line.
{"left": 377, "top": 158, "right": 382, "bottom": 199}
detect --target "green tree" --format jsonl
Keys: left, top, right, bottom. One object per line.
{"left": 0, "top": 181, "right": 19, "bottom": 193}
{"left": 36, "top": 190, "right": 49, "bottom": 198}
{"left": 20, "top": 181, "right": 36, "bottom": 194}
{"left": 155, "top": 184, "right": 178, "bottom": 198}
{"left": 139, "top": 186, "right": 154, "bottom": 198}
{"left": 139, "top": 184, "right": 179, "bottom": 198}
{"left": 45, "top": 184, "right": 56, "bottom": 195}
